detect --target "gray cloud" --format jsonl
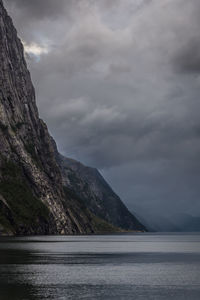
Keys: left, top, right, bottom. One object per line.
{"left": 6, "top": 0, "right": 67, "bottom": 19}
{"left": 170, "top": 0, "right": 200, "bottom": 74}
{"left": 4, "top": 0, "right": 200, "bottom": 224}
{"left": 174, "top": 39, "right": 200, "bottom": 74}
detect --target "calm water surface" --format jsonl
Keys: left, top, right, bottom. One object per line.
{"left": 0, "top": 233, "right": 200, "bottom": 300}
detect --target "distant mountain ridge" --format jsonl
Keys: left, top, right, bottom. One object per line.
{"left": 135, "top": 210, "right": 200, "bottom": 232}
{"left": 0, "top": 0, "right": 146, "bottom": 235}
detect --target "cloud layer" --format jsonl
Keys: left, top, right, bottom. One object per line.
{"left": 5, "top": 0, "right": 200, "bottom": 220}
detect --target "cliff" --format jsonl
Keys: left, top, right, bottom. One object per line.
{"left": 0, "top": 0, "right": 145, "bottom": 235}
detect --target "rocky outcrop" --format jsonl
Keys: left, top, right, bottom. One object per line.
{"left": 0, "top": 0, "right": 146, "bottom": 235}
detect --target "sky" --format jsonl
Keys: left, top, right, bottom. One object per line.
{"left": 4, "top": 0, "right": 200, "bottom": 224}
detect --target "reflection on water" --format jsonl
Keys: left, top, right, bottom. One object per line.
{"left": 0, "top": 233, "right": 200, "bottom": 300}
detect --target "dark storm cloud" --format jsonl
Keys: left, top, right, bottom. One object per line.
{"left": 171, "top": 0, "right": 200, "bottom": 74}
{"left": 4, "top": 0, "right": 200, "bottom": 224}
{"left": 174, "top": 39, "right": 200, "bottom": 74}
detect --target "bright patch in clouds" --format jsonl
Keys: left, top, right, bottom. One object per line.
{"left": 23, "top": 41, "right": 49, "bottom": 57}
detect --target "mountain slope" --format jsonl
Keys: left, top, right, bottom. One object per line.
{"left": 56, "top": 153, "right": 146, "bottom": 231}
{"left": 0, "top": 0, "right": 146, "bottom": 235}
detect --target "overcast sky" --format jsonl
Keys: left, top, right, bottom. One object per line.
{"left": 4, "top": 0, "right": 200, "bottom": 221}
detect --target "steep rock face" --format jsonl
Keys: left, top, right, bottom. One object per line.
{"left": 57, "top": 153, "right": 146, "bottom": 231}
{"left": 0, "top": 0, "right": 97, "bottom": 235}
{"left": 0, "top": 0, "right": 146, "bottom": 235}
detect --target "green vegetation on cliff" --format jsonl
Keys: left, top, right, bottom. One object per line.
{"left": 0, "top": 159, "right": 50, "bottom": 234}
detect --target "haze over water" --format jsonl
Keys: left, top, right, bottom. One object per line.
{"left": 1, "top": 233, "right": 200, "bottom": 300}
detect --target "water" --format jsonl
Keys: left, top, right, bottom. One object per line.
{"left": 0, "top": 233, "right": 200, "bottom": 300}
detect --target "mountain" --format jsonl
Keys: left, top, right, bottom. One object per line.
{"left": 135, "top": 209, "right": 200, "bottom": 232}
{"left": 134, "top": 212, "right": 180, "bottom": 232}
{"left": 0, "top": 0, "right": 145, "bottom": 236}
{"left": 168, "top": 214, "right": 200, "bottom": 232}
{"left": 56, "top": 153, "right": 146, "bottom": 231}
